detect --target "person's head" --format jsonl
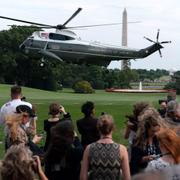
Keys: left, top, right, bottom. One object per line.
{"left": 81, "top": 101, "right": 95, "bottom": 117}
{"left": 0, "top": 144, "right": 35, "bottom": 180}
{"left": 51, "top": 120, "right": 74, "bottom": 144}
{"left": 48, "top": 103, "right": 61, "bottom": 116}
{"left": 133, "top": 102, "right": 150, "bottom": 117}
{"left": 135, "top": 107, "right": 164, "bottom": 148}
{"left": 45, "top": 120, "right": 74, "bottom": 162}
{"left": 140, "top": 108, "right": 162, "bottom": 137}
{"left": 159, "top": 100, "right": 167, "bottom": 109}
{"left": 166, "top": 100, "right": 178, "bottom": 118}
{"left": 16, "top": 105, "right": 35, "bottom": 125}
{"left": 157, "top": 128, "right": 180, "bottom": 164}
{"left": 144, "top": 117, "right": 161, "bottom": 138}
{"left": 11, "top": 85, "right": 22, "bottom": 99}
{"left": 97, "top": 114, "right": 114, "bottom": 136}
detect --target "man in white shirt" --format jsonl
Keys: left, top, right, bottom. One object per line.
{"left": 0, "top": 85, "right": 32, "bottom": 125}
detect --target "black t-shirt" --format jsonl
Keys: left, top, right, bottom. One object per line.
{"left": 44, "top": 112, "right": 71, "bottom": 151}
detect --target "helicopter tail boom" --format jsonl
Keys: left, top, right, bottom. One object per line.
{"left": 138, "top": 43, "right": 163, "bottom": 58}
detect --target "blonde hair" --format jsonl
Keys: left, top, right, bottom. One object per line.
{"left": 1, "top": 144, "right": 35, "bottom": 180}
{"left": 135, "top": 107, "right": 166, "bottom": 149}
{"left": 5, "top": 114, "right": 23, "bottom": 142}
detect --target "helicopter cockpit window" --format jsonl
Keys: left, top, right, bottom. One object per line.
{"left": 49, "top": 33, "right": 75, "bottom": 41}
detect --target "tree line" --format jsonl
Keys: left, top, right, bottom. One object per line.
{"left": 0, "top": 26, "right": 176, "bottom": 91}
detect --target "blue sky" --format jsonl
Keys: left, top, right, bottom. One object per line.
{"left": 0, "top": 0, "right": 179, "bottom": 70}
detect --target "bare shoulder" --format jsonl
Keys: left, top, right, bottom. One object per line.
{"left": 119, "top": 144, "right": 128, "bottom": 156}
{"left": 119, "top": 144, "right": 127, "bottom": 151}
{"left": 84, "top": 144, "right": 90, "bottom": 154}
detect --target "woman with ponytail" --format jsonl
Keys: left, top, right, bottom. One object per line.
{"left": 80, "top": 114, "right": 130, "bottom": 180}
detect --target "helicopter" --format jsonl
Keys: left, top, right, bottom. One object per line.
{"left": 0, "top": 8, "right": 171, "bottom": 67}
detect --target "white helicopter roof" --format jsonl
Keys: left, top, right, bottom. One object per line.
{"left": 30, "top": 30, "right": 138, "bottom": 51}
{"left": 31, "top": 29, "right": 77, "bottom": 40}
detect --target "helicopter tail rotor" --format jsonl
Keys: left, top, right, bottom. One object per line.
{"left": 144, "top": 29, "right": 171, "bottom": 58}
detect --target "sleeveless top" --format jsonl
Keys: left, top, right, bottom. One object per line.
{"left": 89, "top": 142, "right": 121, "bottom": 180}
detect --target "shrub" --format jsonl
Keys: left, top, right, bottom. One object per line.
{"left": 73, "top": 80, "right": 95, "bottom": 94}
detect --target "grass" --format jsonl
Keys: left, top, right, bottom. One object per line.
{"left": 0, "top": 84, "right": 179, "bottom": 158}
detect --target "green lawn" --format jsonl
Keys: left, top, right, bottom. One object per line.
{"left": 0, "top": 84, "right": 178, "bottom": 158}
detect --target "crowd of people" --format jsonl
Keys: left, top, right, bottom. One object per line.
{"left": 0, "top": 85, "right": 180, "bottom": 180}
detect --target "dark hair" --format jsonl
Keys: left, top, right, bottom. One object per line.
{"left": 97, "top": 114, "right": 114, "bottom": 135}
{"left": 158, "top": 99, "right": 167, "bottom": 105}
{"left": 45, "top": 120, "right": 74, "bottom": 163}
{"left": 49, "top": 103, "right": 61, "bottom": 115}
{"left": 11, "top": 85, "right": 21, "bottom": 95}
{"left": 81, "top": 101, "right": 94, "bottom": 117}
{"left": 16, "top": 105, "right": 35, "bottom": 118}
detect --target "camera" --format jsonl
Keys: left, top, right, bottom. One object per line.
{"left": 21, "top": 96, "right": 26, "bottom": 101}
{"left": 101, "top": 112, "right": 107, "bottom": 115}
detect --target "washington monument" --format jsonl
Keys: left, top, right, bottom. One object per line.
{"left": 121, "top": 8, "right": 131, "bottom": 70}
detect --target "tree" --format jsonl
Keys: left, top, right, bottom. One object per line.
{"left": 164, "top": 71, "right": 180, "bottom": 94}
{"left": 0, "top": 26, "right": 35, "bottom": 84}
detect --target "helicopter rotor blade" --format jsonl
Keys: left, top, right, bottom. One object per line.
{"left": 156, "top": 29, "right": 160, "bottom": 42}
{"left": 65, "top": 21, "right": 141, "bottom": 29}
{"left": 9, "top": 21, "right": 141, "bottom": 30}
{"left": 158, "top": 49, "right": 162, "bottom": 57}
{"left": 26, "top": 21, "right": 140, "bottom": 30}
{"left": 144, "top": 36, "right": 156, "bottom": 43}
{"left": 7, "top": 25, "right": 43, "bottom": 30}
{"left": 160, "top": 41, "right": 171, "bottom": 44}
{"left": 0, "top": 15, "right": 52, "bottom": 27}
{"left": 67, "top": 23, "right": 123, "bottom": 29}
{"left": 62, "top": 7, "right": 82, "bottom": 27}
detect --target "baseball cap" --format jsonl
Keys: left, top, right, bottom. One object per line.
{"left": 16, "top": 105, "right": 35, "bottom": 118}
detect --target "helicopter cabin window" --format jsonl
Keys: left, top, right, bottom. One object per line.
{"left": 49, "top": 33, "right": 75, "bottom": 41}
